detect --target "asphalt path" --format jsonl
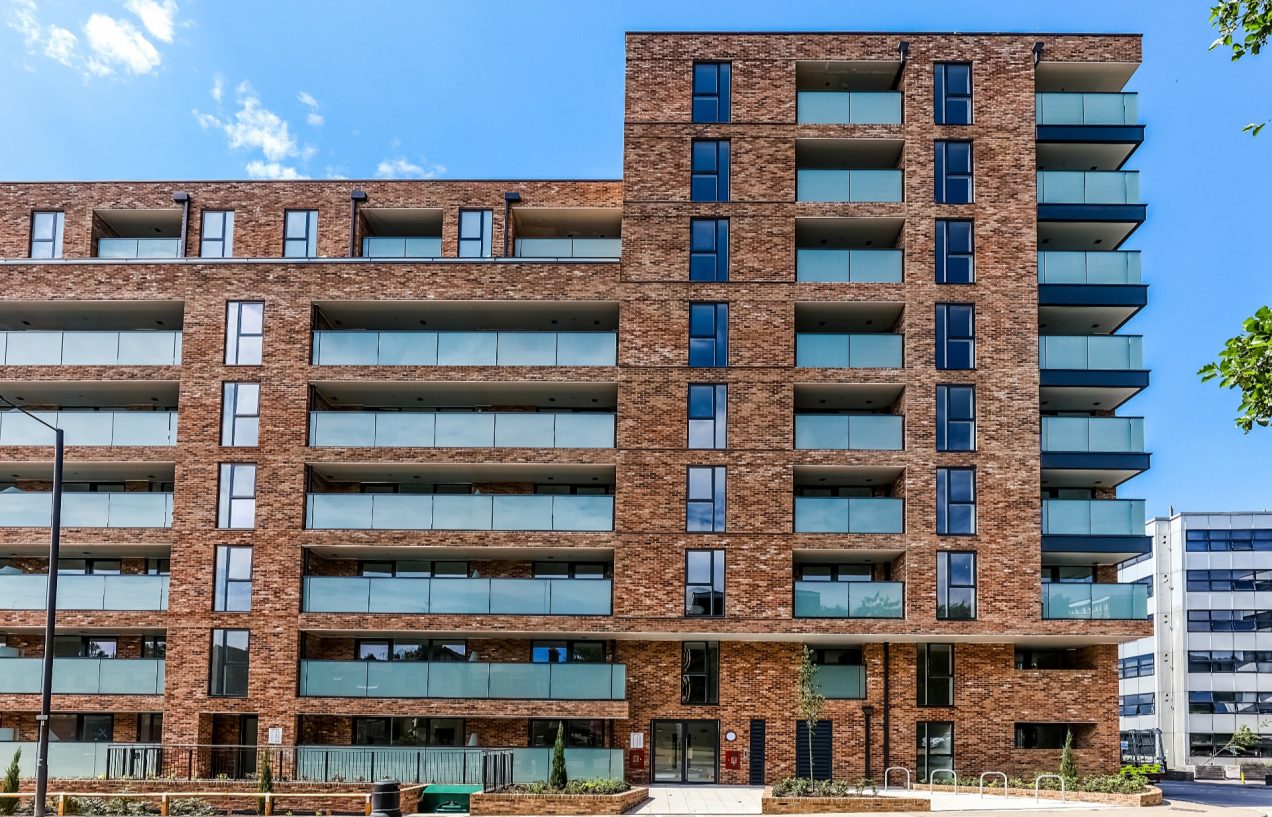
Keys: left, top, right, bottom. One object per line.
{"left": 1157, "top": 779, "right": 1272, "bottom": 808}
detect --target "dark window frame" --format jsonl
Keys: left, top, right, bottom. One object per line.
{"left": 936, "top": 304, "right": 975, "bottom": 370}
{"left": 690, "top": 218, "right": 730, "bottom": 281}
{"left": 217, "top": 463, "right": 257, "bottom": 529}
{"left": 225, "top": 301, "right": 265, "bottom": 366}
{"left": 686, "top": 465, "right": 726, "bottom": 532}
{"left": 692, "top": 62, "right": 732, "bottom": 123}
{"left": 934, "top": 63, "right": 973, "bottom": 125}
{"left": 687, "top": 383, "right": 728, "bottom": 449}
{"left": 221, "top": 382, "right": 261, "bottom": 447}
{"left": 458, "top": 208, "right": 493, "bottom": 258}
{"left": 937, "top": 550, "right": 977, "bottom": 620}
{"left": 685, "top": 549, "right": 726, "bottom": 618}
{"left": 935, "top": 219, "right": 974, "bottom": 284}
{"left": 936, "top": 468, "right": 977, "bottom": 536}
{"left": 30, "top": 210, "right": 65, "bottom": 259}
{"left": 934, "top": 140, "right": 974, "bottom": 204}
{"left": 936, "top": 384, "right": 976, "bottom": 452}
{"left": 688, "top": 302, "right": 729, "bottom": 367}
{"left": 209, "top": 628, "right": 250, "bottom": 698}
{"left": 916, "top": 721, "right": 954, "bottom": 782}
{"left": 681, "top": 641, "right": 719, "bottom": 705}
{"left": 691, "top": 140, "right": 731, "bottom": 202}
{"left": 917, "top": 644, "right": 955, "bottom": 707}
{"left": 213, "top": 544, "right": 253, "bottom": 612}
{"left": 201, "top": 210, "right": 235, "bottom": 258}
{"left": 283, "top": 209, "right": 318, "bottom": 258}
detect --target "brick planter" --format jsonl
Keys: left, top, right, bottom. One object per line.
{"left": 21, "top": 779, "right": 375, "bottom": 814}
{"left": 928, "top": 783, "right": 1162, "bottom": 806}
{"left": 469, "top": 786, "right": 648, "bottom": 816}
{"left": 762, "top": 788, "right": 930, "bottom": 813}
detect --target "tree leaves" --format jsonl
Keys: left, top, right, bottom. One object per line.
{"left": 1198, "top": 305, "right": 1272, "bottom": 432}
{"left": 1210, "top": 0, "right": 1272, "bottom": 60}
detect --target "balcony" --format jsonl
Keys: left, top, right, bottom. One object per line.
{"left": 1037, "top": 93, "right": 1138, "bottom": 126}
{"left": 0, "top": 331, "right": 182, "bottom": 366}
{"left": 794, "top": 497, "right": 904, "bottom": 534}
{"left": 1037, "top": 171, "right": 1145, "bottom": 248}
{"left": 305, "top": 493, "right": 614, "bottom": 531}
{"left": 1041, "top": 582, "right": 1148, "bottom": 620}
{"left": 794, "top": 414, "right": 903, "bottom": 450}
{"left": 1036, "top": 93, "right": 1143, "bottom": 171}
{"left": 1041, "top": 416, "right": 1149, "bottom": 487}
{"left": 796, "top": 139, "right": 903, "bottom": 202}
{"left": 309, "top": 411, "right": 614, "bottom": 449}
{"left": 796, "top": 92, "right": 902, "bottom": 124}
{"left": 0, "top": 492, "right": 173, "bottom": 528}
{"left": 92, "top": 209, "right": 183, "bottom": 259}
{"left": 1039, "top": 334, "right": 1147, "bottom": 401}
{"left": 796, "top": 335, "right": 902, "bottom": 368}
{"left": 290, "top": 746, "right": 625, "bottom": 785}
{"left": 1041, "top": 498, "right": 1150, "bottom": 563}
{"left": 1037, "top": 251, "right": 1147, "bottom": 333}
{"left": 514, "top": 238, "right": 621, "bottom": 259}
{"left": 793, "top": 580, "right": 904, "bottom": 618}
{"left": 357, "top": 208, "right": 443, "bottom": 258}
{"left": 361, "top": 237, "right": 442, "bottom": 258}
{"left": 298, "top": 660, "right": 626, "bottom": 700}
{"left": 0, "top": 411, "right": 176, "bottom": 447}
{"left": 816, "top": 664, "right": 866, "bottom": 698}
{"left": 511, "top": 208, "right": 621, "bottom": 260}
{"left": 302, "top": 576, "right": 612, "bottom": 615}
{"left": 0, "top": 658, "right": 164, "bottom": 694}
{"left": 1038, "top": 171, "right": 1139, "bottom": 205}
{"left": 795, "top": 218, "right": 904, "bottom": 283}
{"left": 1038, "top": 251, "right": 1141, "bottom": 285}
{"left": 0, "top": 574, "right": 169, "bottom": 610}
{"left": 312, "top": 331, "right": 616, "bottom": 367}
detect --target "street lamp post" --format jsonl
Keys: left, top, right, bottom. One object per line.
{"left": 0, "top": 396, "right": 63, "bottom": 817}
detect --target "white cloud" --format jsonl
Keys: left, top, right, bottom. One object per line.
{"left": 211, "top": 73, "right": 223, "bottom": 103}
{"left": 43, "top": 25, "right": 78, "bottom": 67}
{"left": 297, "top": 91, "right": 318, "bottom": 107}
{"left": 297, "top": 91, "right": 323, "bottom": 127}
{"left": 196, "top": 80, "right": 321, "bottom": 180}
{"left": 375, "top": 156, "right": 446, "bottom": 180}
{"left": 123, "top": 0, "right": 176, "bottom": 43}
{"left": 84, "top": 13, "right": 160, "bottom": 75}
{"left": 246, "top": 160, "right": 307, "bottom": 180}
{"left": 306, "top": 112, "right": 324, "bottom": 127}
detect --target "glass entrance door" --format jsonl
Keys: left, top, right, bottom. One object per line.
{"left": 652, "top": 720, "right": 718, "bottom": 783}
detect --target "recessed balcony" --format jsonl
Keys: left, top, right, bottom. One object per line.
{"left": 298, "top": 660, "right": 626, "bottom": 700}
{"left": 0, "top": 574, "right": 170, "bottom": 610}
{"left": 0, "top": 463, "right": 174, "bottom": 529}
{"left": 795, "top": 303, "right": 903, "bottom": 368}
{"left": 0, "top": 657, "right": 165, "bottom": 695}
{"left": 796, "top": 139, "right": 903, "bottom": 202}
{"left": 795, "top": 218, "right": 903, "bottom": 283}
{"left": 793, "top": 466, "right": 904, "bottom": 534}
{"left": 796, "top": 60, "right": 902, "bottom": 125}
{"left": 793, "top": 580, "right": 904, "bottom": 618}
{"left": 512, "top": 208, "right": 621, "bottom": 260}
{"left": 1041, "top": 582, "right": 1148, "bottom": 620}
{"left": 0, "top": 382, "right": 179, "bottom": 447}
{"left": 358, "top": 208, "right": 442, "bottom": 258}
{"left": 0, "top": 302, "right": 183, "bottom": 366}
{"left": 303, "top": 575, "right": 612, "bottom": 616}
{"left": 93, "top": 209, "right": 182, "bottom": 259}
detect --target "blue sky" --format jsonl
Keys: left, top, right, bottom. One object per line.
{"left": 2, "top": 0, "right": 1270, "bottom": 517}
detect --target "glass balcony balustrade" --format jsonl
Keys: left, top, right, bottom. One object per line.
{"left": 309, "top": 412, "right": 614, "bottom": 448}
{"left": 793, "top": 497, "right": 904, "bottom": 534}
{"left": 361, "top": 237, "right": 443, "bottom": 258}
{"left": 0, "top": 493, "right": 173, "bottom": 528}
{"left": 312, "top": 331, "right": 616, "bottom": 367}
{"left": 1042, "top": 498, "right": 1146, "bottom": 536}
{"left": 793, "top": 580, "right": 905, "bottom": 618}
{"left": 0, "top": 658, "right": 164, "bottom": 694}
{"left": 0, "top": 574, "right": 169, "bottom": 610}
{"left": 815, "top": 664, "right": 866, "bottom": 698}
{"left": 298, "top": 660, "right": 626, "bottom": 700}
{"left": 796, "top": 91, "right": 903, "bottom": 124}
{"left": 1039, "top": 335, "right": 1143, "bottom": 370}
{"left": 795, "top": 334, "right": 903, "bottom": 368}
{"left": 1041, "top": 417, "right": 1144, "bottom": 452}
{"left": 1037, "top": 171, "right": 1140, "bottom": 204}
{"left": 1041, "top": 582, "right": 1148, "bottom": 620}
{"left": 797, "top": 170, "right": 903, "bottom": 202}
{"left": 0, "top": 411, "right": 176, "bottom": 446}
{"left": 513, "top": 238, "right": 621, "bottom": 259}
{"left": 1036, "top": 93, "right": 1138, "bottom": 126}
{"left": 794, "top": 414, "right": 903, "bottom": 450}
{"left": 796, "top": 249, "right": 902, "bottom": 283}
{"left": 305, "top": 493, "right": 613, "bottom": 531}
{"left": 303, "top": 576, "right": 612, "bottom": 615}
{"left": 1037, "top": 251, "right": 1141, "bottom": 284}
{"left": 96, "top": 238, "right": 181, "bottom": 259}
{"left": 0, "top": 331, "right": 181, "bottom": 365}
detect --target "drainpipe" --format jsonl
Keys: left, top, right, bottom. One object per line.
{"left": 350, "top": 189, "right": 367, "bottom": 257}
{"left": 502, "top": 191, "right": 522, "bottom": 257}
{"left": 1033, "top": 42, "right": 1044, "bottom": 65}
{"left": 862, "top": 705, "right": 875, "bottom": 780}
{"left": 891, "top": 41, "right": 909, "bottom": 90}
{"left": 172, "top": 191, "right": 190, "bottom": 258}
{"left": 882, "top": 642, "right": 891, "bottom": 770}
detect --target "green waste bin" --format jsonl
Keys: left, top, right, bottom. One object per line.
{"left": 416, "top": 784, "right": 481, "bottom": 813}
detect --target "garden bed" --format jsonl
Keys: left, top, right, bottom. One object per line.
{"left": 928, "top": 783, "right": 1162, "bottom": 806}
{"left": 468, "top": 786, "right": 647, "bottom": 816}
{"left": 761, "top": 781, "right": 929, "bottom": 814}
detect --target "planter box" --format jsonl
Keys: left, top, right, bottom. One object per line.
{"left": 469, "top": 786, "right": 647, "bottom": 816}
{"left": 928, "top": 783, "right": 1161, "bottom": 807}
{"left": 762, "top": 788, "right": 930, "bottom": 813}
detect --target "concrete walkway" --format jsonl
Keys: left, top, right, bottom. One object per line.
{"left": 630, "top": 785, "right": 765, "bottom": 815}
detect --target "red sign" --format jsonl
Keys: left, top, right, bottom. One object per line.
{"left": 725, "top": 750, "right": 741, "bottom": 770}
{"left": 629, "top": 748, "right": 646, "bottom": 767}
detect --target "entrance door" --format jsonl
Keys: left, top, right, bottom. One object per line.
{"left": 652, "top": 720, "right": 718, "bottom": 783}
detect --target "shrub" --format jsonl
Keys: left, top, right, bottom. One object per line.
{"left": 507, "top": 778, "right": 629, "bottom": 795}
{"left": 1059, "top": 730, "right": 1078, "bottom": 780}
{"left": 1119, "top": 763, "right": 1160, "bottom": 778}
{"left": 168, "top": 798, "right": 217, "bottom": 816}
{"left": 547, "top": 722, "right": 568, "bottom": 791}
{"left": 0, "top": 749, "right": 20, "bottom": 817}
{"left": 770, "top": 778, "right": 872, "bottom": 798}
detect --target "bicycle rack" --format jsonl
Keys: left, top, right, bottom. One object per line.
{"left": 883, "top": 766, "right": 911, "bottom": 791}
{"left": 929, "top": 768, "right": 958, "bottom": 794}
{"left": 1034, "top": 773, "right": 1066, "bottom": 803}
{"left": 978, "top": 771, "right": 1007, "bottom": 797}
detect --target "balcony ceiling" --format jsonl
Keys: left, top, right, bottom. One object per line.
{"left": 794, "top": 383, "right": 904, "bottom": 410}
{"left": 795, "top": 301, "right": 904, "bottom": 332}
{"left": 795, "top": 60, "right": 900, "bottom": 91}
{"left": 0, "top": 461, "right": 175, "bottom": 481}
{"left": 314, "top": 300, "right": 619, "bottom": 331}
{"left": 0, "top": 300, "right": 183, "bottom": 331}
{"left": 513, "top": 207, "right": 621, "bottom": 237}
{"left": 1039, "top": 384, "right": 1143, "bottom": 412}
{"left": 1036, "top": 142, "right": 1137, "bottom": 172}
{"left": 304, "top": 543, "right": 613, "bottom": 561}
{"left": 361, "top": 207, "right": 443, "bottom": 236}
{"left": 1038, "top": 304, "right": 1140, "bottom": 334}
{"left": 0, "top": 542, "right": 171, "bottom": 558}
{"left": 312, "top": 380, "right": 617, "bottom": 409}
{"left": 793, "top": 464, "right": 904, "bottom": 486}
{"left": 1035, "top": 61, "right": 1138, "bottom": 92}
{"left": 1037, "top": 220, "right": 1139, "bottom": 251}
{"left": 94, "top": 208, "right": 182, "bottom": 237}
{"left": 308, "top": 462, "right": 614, "bottom": 484}
{"left": 795, "top": 217, "right": 904, "bottom": 248}
{"left": 0, "top": 380, "right": 180, "bottom": 407}
{"left": 1041, "top": 464, "right": 1144, "bottom": 490}
{"left": 795, "top": 138, "right": 904, "bottom": 168}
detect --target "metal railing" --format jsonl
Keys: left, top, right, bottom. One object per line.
{"left": 482, "top": 750, "right": 514, "bottom": 792}
{"left": 883, "top": 766, "right": 910, "bottom": 791}
{"left": 1034, "top": 773, "right": 1067, "bottom": 802}
{"left": 929, "top": 768, "right": 958, "bottom": 793}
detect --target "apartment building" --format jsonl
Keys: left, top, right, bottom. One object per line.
{"left": 0, "top": 31, "right": 1150, "bottom": 786}
{"left": 1119, "top": 512, "right": 1272, "bottom": 769}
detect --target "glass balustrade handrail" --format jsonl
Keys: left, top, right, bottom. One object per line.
{"left": 361, "top": 236, "right": 443, "bottom": 258}
{"left": 795, "top": 248, "right": 903, "bottom": 283}
{"left": 1041, "top": 498, "right": 1147, "bottom": 536}
{"left": 305, "top": 493, "right": 614, "bottom": 531}
{"left": 0, "top": 331, "right": 182, "bottom": 365}
{"left": 95, "top": 238, "right": 182, "bottom": 259}
{"left": 1038, "top": 335, "right": 1144, "bottom": 370}
{"left": 0, "top": 493, "right": 173, "bottom": 528}
{"left": 793, "top": 580, "right": 905, "bottom": 618}
{"left": 1036, "top": 92, "right": 1138, "bottom": 126}
{"left": 794, "top": 414, "right": 904, "bottom": 450}
{"left": 793, "top": 497, "right": 905, "bottom": 534}
{"left": 796, "top": 169, "right": 904, "bottom": 202}
{"left": 0, "top": 574, "right": 170, "bottom": 610}
{"left": 796, "top": 91, "right": 903, "bottom": 124}
{"left": 1041, "top": 582, "right": 1148, "bottom": 620}
{"left": 0, "top": 411, "right": 176, "bottom": 446}
{"left": 1037, "top": 251, "right": 1142, "bottom": 284}
{"left": 302, "top": 576, "right": 613, "bottom": 615}
{"left": 308, "top": 411, "right": 615, "bottom": 449}
{"left": 815, "top": 664, "right": 866, "bottom": 699}
{"left": 298, "top": 660, "right": 627, "bottom": 699}
{"left": 0, "top": 658, "right": 165, "bottom": 694}
{"left": 513, "top": 238, "right": 622, "bottom": 259}
{"left": 1037, "top": 171, "right": 1140, "bottom": 205}
{"left": 795, "top": 333, "right": 904, "bottom": 368}
{"left": 311, "top": 330, "right": 617, "bottom": 366}
{"left": 1041, "top": 417, "right": 1145, "bottom": 453}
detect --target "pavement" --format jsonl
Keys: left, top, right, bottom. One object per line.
{"left": 1156, "top": 780, "right": 1272, "bottom": 809}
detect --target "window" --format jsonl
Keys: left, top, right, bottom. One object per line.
{"left": 54, "top": 636, "right": 117, "bottom": 658}
{"left": 936, "top": 385, "right": 975, "bottom": 452}
{"left": 530, "top": 719, "right": 606, "bottom": 748}
{"left": 225, "top": 301, "right": 264, "bottom": 365}
{"left": 532, "top": 641, "right": 605, "bottom": 663}
{"left": 936, "top": 304, "right": 975, "bottom": 369}
{"left": 934, "top": 63, "right": 972, "bottom": 125}
{"left": 137, "top": 713, "right": 163, "bottom": 743}
{"left": 213, "top": 545, "right": 253, "bottom": 612}
{"left": 1186, "top": 568, "right": 1272, "bottom": 592}
{"left": 937, "top": 551, "right": 977, "bottom": 620}
{"left": 58, "top": 558, "right": 120, "bottom": 575}
{"left": 934, "top": 141, "right": 973, "bottom": 204}
{"left": 51, "top": 714, "right": 115, "bottom": 742}
{"left": 691, "top": 140, "right": 730, "bottom": 202}
{"left": 146, "top": 558, "right": 170, "bottom": 575}
{"left": 685, "top": 550, "right": 725, "bottom": 617}
{"left": 1015, "top": 723, "right": 1081, "bottom": 749}
{"left": 1187, "top": 650, "right": 1272, "bottom": 673}
{"left": 142, "top": 637, "right": 166, "bottom": 659}
{"left": 1015, "top": 648, "right": 1081, "bottom": 670}
{"left": 201, "top": 211, "right": 235, "bottom": 258}
{"left": 687, "top": 466, "right": 726, "bottom": 532}
{"left": 681, "top": 641, "right": 719, "bottom": 704}
{"left": 688, "top": 303, "right": 728, "bottom": 367}
{"left": 917, "top": 644, "right": 954, "bottom": 706}
{"left": 353, "top": 717, "right": 463, "bottom": 746}
{"left": 283, "top": 209, "right": 318, "bottom": 257}
{"left": 1189, "top": 691, "right": 1272, "bottom": 715}
{"left": 356, "top": 639, "right": 466, "bottom": 662}
{"left": 692, "top": 62, "right": 731, "bottom": 123}
{"left": 916, "top": 722, "right": 953, "bottom": 782}
{"left": 209, "top": 629, "right": 249, "bottom": 697}
{"left": 936, "top": 468, "right": 976, "bottom": 536}
{"left": 690, "top": 218, "right": 729, "bottom": 281}
{"left": 1188, "top": 610, "right": 1272, "bottom": 632}
{"left": 532, "top": 562, "right": 607, "bottom": 579}
{"left": 1042, "top": 565, "right": 1094, "bottom": 583}
{"left": 361, "top": 560, "right": 468, "bottom": 578}
{"left": 688, "top": 384, "right": 727, "bottom": 449}
{"left": 798, "top": 564, "right": 873, "bottom": 582}
{"left": 1121, "top": 693, "right": 1156, "bottom": 716}
{"left": 458, "top": 209, "right": 493, "bottom": 257}
{"left": 935, "top": 220, "right": 974, "bottom": 283}
{"left": 30, "top": 211, "right": 64, "bottom": 258}
{"left": 1184, "top": 528, "right": 1272, "bottom": 551}
{"left": 221, "top": 383, "right": 260, "bottom": 447}
{"left": 217, "top": 463, "right": 257, "bottom": 529}
{"left": 1190, "top": 732, "right": 1272, "bottom": 759}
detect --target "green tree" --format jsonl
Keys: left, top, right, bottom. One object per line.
{"left": 1204, "top": 724, "right": 1261, "bottom": 763}
{"left": 548, "top": 722, "right": 568, "bottom": 791}
{"left": 1209, "top": 1, "right": 1272, "bottom": 133}
{"left": 257, "top": 751, "right": 274, "bottom": 815}
{"left": 796, "top": 645, "right": 825, "bottom": 781}
{"left": 1059, "top": 730, "right": 1078, "bottom": 780}
{"left": 0, "top": 748, "right": 20, "bottom": 817}
{"left": 1198, "top": 306, "right": 1272, "bottom": 431}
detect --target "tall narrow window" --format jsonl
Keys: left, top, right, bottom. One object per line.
{"left": 690, "top": 218, "right": 729, "bottom": 281}
{"left": 917, "top": 644, "right": 954, "bottom": 706}
{"left": 691, "top": 140, "right": 730, "bottom": 202}
{"left": 217, "top": 463, "right": 257, "bottom": 529}
{"left": 283, "top": 209, "right": 318, "bottom": 257}
{"left": 935, "top": 304, "right": 975, "bottom": 370}
{"left": 936, "top": 469, "right": 976, "bottom": 536}
{"left": 687, "top": 384, "right": 727, "bottom": 449}
{"left": 681, "top": 641, "right": 719, "bottom": 704}
{"left": 30, "top": 211, "right": 65, "bottom": 259}
{"left": 937, "top": 551, "right": 977, "bottom": 619}
{"left": 221, "top": 383, "right": 260, "bottom": 447}
{"left": 225, "top": 301, "right": 264, "bottom": 365}
{"left": 935, "top": 385, "right": 975, "bottom": 452}
{"left": 213, "top": 545, "right": 253, "bottom": 612}
{"left": 935, "top": 220, "right": 974, "bottom": 284}
{"left": 687, "top": 466, "right": 726, "bottom": 532}
{"left": 685, "top": 550, "right": 725, "bottom": 617}
{"left": 201, "top": 211, "right": 235, "bottom": 258}
{"left": 692, "top": 62, "right": 731, "bottom": 123}
{"left": 934, "top": 141, "right": 973, "bottom": 204}
{"left": 934, "top": 63, "right": 972, "bottom": 125}
{"left": 209, "top": 629, "right": 249, "bottom": 697}
{"left": 916, "top": 722, "right": 954, "bottom": 782}
{"left": 458, "top": 209, "right": 493, "bottom": 257}
{"left": 688, "top": 303, "right": 728, "bottom": 367}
